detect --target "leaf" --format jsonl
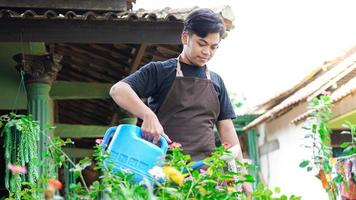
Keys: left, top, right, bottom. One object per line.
{"left": 243, "top": 174, "right": 255, "bottom": 183}
{"left": 274, "top": 187, "right": 281, "bottom": 193}
{"left": 307, "top": 166, "right": 313, "bottom": 172}
{"left": 280, "top": 195, "right": 288, "bottom": 200}
{"left": 340, "top": 142, "right": 350, "bottom": 149}
{"left": 301, "top": 126, "right": 311, "bottom": 130}
{"left": 312, "top": 97, "right": 319, "bottom": 105}
{"left": 333, "top": 174, "right": 343, "bottom": 184}
{"left": 322, "top": 161, "right": 332, "bottom": 174}
{"left": 312, "top": 124, "right": 317, "bottom": 133}
{"left": 299, "top": 160, "right": 309, "bottom": 168}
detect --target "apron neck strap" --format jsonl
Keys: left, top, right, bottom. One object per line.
{"left": 176, "top": 56, "right": 211, "bottom": 80}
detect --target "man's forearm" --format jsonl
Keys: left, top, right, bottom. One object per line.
{"left": 109, "top": 81, "right": 153, "bottom": 120}
{"left": 217, "top": 119, "right": 244, "bottom": 162}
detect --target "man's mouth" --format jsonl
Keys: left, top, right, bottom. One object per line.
{"left": 197, "top": 56, "right": 209, "bottom": 61}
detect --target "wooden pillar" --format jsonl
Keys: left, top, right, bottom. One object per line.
{"left": 13, "top": 53, "right": 62, "bottom": 176}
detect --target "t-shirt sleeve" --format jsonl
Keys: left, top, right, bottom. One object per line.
{"left": 215, "top": 75, "right": 236, "bottom": 121}
{"left": 121, "top": 62, "right": 159, "bottom": 98}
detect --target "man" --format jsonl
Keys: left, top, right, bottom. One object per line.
{"left": 110, "top": 8, "right": 244, "bottom": 169}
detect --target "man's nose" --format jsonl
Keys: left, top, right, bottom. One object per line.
{"left": 202, "top": 47, "right": 210, "bottom": 55}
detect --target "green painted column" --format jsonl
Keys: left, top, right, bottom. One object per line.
{"left": 65, "top": 158, "right": 76, "bottom": 199}
{"left": 13, "top": 54, "right": 62, "bottom": 176}
{"left": 26, "top": 83, "right": 53, "bottom": 163}
{"left": 247, "top": 128, "right": 260, "bottom": 189}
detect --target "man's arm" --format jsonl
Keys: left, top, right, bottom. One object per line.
{"left": 216, "top": 119, "right": 243, "bottom": 161}
{"left": 109, "top": 81, "right": 171, "bottom": 143}
{"left": 216, "top": 119, "right": 253, "bottom": 195}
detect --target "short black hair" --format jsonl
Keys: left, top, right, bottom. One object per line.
{"left": 183, "top": 8, "right": 225, "bottom": 38}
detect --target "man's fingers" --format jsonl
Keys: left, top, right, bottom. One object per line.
{"left": 141, "top": 130, "right": 153, "bottom": 141}
{"left": 161, "top": 132, "right": 172, "bottom": 143}
{"left": 152, "top": 135, "right": 160, "bottom": 144}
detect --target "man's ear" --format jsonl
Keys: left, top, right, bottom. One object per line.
{"left": 181, "top": 31, "right": 188, "bottom": 45}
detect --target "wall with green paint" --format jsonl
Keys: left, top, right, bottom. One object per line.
{"left": 0, "top": 42, "right": 46, "bottom": 110}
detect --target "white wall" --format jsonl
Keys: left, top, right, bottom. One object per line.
{"left": 257, "top": 102, "right": 328, "bottom": 200}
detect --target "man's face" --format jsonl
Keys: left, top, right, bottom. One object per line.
{"left": 182, "top": 32, "right": 220, "bottom": 67}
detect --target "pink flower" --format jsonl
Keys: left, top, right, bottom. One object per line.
{"left": 7, "top": 163, "right": 27, "bottom": 174}
{"left": 169, "top": 142, "right": 182, "bottom": 149}
{"left": 95, "top": 139, "right": 103, "bottom": 144}
{"left": 199, "top": 169, "right": 208, "bottom": 175}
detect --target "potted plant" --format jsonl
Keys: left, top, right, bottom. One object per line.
{"left": 1, "top": 113, "right": 40, "bottom": 199}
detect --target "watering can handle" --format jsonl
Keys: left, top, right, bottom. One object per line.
{"left": 102, "top": 126, "right": 117, "bottom": 149}
{"left": 181, "top": 159, "right": 205, "bottom": 173}
{"left": 191, "top": 160, "right": 205, "bottom": 170}
{"left": 159, "top": 136, "right": 169, "bottom": 153}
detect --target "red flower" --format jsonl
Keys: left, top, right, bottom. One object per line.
{"left": 7, "top": 163, "right": 27, "bottom": 174}
{"left": 49, "top": 178, "right": 63, "bottom": 190}
{"left": 169, "top": 142, "right": 182, "bottom": 149}
{"left": 223, "top": 142, "right": 232, "bottom": 149}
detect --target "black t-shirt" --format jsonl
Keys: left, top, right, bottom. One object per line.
{"left": 122, "top": 58, "right": 236, "bottom": 121}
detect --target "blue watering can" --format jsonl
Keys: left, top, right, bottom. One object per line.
{"left": 102, "top": 124, "right": 209, "bottom": 183}
{"left": 102, "top": 124, "right": 168, "bottom": 183}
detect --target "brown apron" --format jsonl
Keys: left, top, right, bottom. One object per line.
{"left": 156, "top": 58, "right": 220, "bottom": 161}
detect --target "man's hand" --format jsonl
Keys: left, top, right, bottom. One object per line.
{"left": 142, "top": 111, "right": 171, "bottom": 144}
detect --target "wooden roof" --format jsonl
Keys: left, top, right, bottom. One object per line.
{"left": 0, "top": 6, "right": 234, "bottom": 43}
{"left": 244, "top": 46, "right": 356, "bottom": 131}
{"left": 0, "top": 5, "right": 234, "bottom": 133}
{"left": 51, "top": 42, "right": 182, "bottom": 125}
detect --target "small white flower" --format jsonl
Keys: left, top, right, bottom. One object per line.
{"left": 148, "top": 166, "right": 166, "bottom": 180}
{"left": 120, "top": 167, "right": 132, "bottom": 174}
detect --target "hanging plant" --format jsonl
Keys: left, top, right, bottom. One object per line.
{"left": 0, "top": 112, "right": 40, "bottom": 198}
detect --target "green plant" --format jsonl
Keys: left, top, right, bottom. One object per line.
{"left": 300, "top": 95, "right": 356, "bottom": 199}
{"left": 1, "top": 113, "right": 80, "bottom": 200}
{"left": 1, "top": 113, "right": 301, "bottom": 199}
{"left": 1, "top": 113, "right": 40, "bottom": 199}
{"left": 252, "top": 183, "right": 301, "bottom": 200}
{"left": 153, "top": 146, "right": 253, "bottom": 199}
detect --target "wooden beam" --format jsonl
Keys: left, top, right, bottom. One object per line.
{"left": 130, "top": 44, "right": 147, "bottom": 74}
{"left": 54, "top": 123, "right": 111, "bottom": 138}
{"left": 90, "top": 44, "right": 131, "bottom": 63}
{"left": 50, "top": 81, "right": 111, "bottom": 100}
{"left": 0, "top": 19, "right": 183, "bottom": 44}
{"left": 62, "top": 147, "right": 94, "bottom": 158}
{"left": 156, "top": 45, "right": 180, "bottom": 57}
{"left": 66, "top": 58, "right": 118, "bottom": 82}
{"left": 61, "top": 43, "right": 129, "bottom": 68}
{"left": 58, "top": 102, "right": 109, "bottom": 124}
{"left": 54, "top": 45, "right": 126, "bottom": 76}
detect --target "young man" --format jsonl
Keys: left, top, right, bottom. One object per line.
{"left": 110, "top": 8, "right": 243, "bottom": 165}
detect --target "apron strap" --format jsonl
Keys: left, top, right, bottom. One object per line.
{"left": 176, "top": 56, "right": 211, "bottom": 80}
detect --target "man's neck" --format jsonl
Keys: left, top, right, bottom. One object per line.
{"left": 179, "top": 52, "right": 193, "bottom": 65}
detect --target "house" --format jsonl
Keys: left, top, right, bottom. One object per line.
{"left": 0, "top": 0, "right": 235, "bottom": 197}
{"left": 243, "top": 46, "right": 356, "bottom": 199}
